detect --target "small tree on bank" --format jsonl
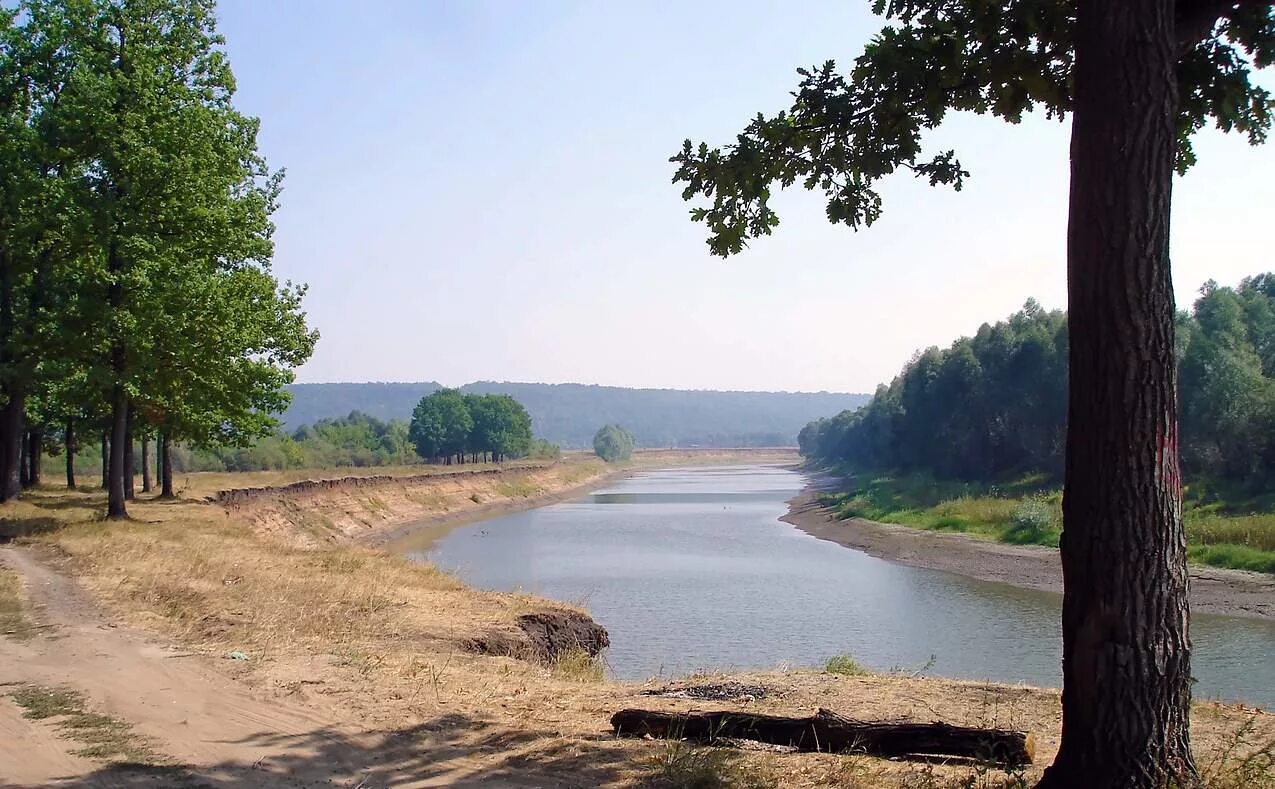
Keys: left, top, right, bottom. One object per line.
{"left": 670, "top": 2, "right": 1272, "bottom": 785}
{"left": 592, "top": 424, "right": 634, "bottom": 463}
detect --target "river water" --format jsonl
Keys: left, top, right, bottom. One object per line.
{"left": 399, "top": 464, "right": 1275, "bottom": 706}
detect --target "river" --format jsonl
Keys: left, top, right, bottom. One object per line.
{"left": 399, "top": 464, "right": 1275, "bottom": 706}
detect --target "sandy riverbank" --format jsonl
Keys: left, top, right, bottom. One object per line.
{"left": 782, "top": 481, "right": 1275, "bottom": 622}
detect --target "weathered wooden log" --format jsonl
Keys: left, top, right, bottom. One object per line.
{"left": 611, "top": 708, "right": 1034, "bottom": 767}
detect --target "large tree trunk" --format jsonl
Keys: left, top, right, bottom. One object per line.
{"left": 0, "top": 391, "right": 23, "bottom": 501}
{"left": 123, "top": 409, "right": 134, "bottom": 501}
{"left": 27, "top": 426, "right": 42, "bottom": 487}
{"left": 0, "top": 248, "right": 21, "bottom": 503}
{"left": 159, "top": 432, "right": 174, "bottom": 499}
{"left": 107, "top": 388, "right": 128, "bottom": 519}
{"left": 140, "top": 435, "right": 151, "bottom": 493}
{"left": 65, "top": 417, "right": 76, "bottom": 489}
{"left": 1038, "top": 1, "right": 1193, "bottom": 787}
{"left": 18, "top": 429, "right": 29, "bottom": 488}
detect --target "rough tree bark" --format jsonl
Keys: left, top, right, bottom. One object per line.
{"left": 107, "top": 388, "right": 128, "bottom": 519}
{"left": 140, "top": 435, "right": 150, "bottom": 493}
{"left": 0, "top": 249, "right": 21, "bottom": 502}
{"left": 26, "top": 426, "right": 41, "bottom": 487}
{"left": 159, "top": 432, "right": 174, "bottom": 499}
{"left": 65, "top": 417, "right": 76, "bottom": 489}
{"left": 18, "top": 429, "right": 29, "bottom": 488}
{"left": 1038, "top": 1, "right": 1194, "bottom": 786}
{"left": 123, "top": 408, "right": 134, "bottom": 501}
{"left": 0, "top": 392, "right": 23, "bottom": 501}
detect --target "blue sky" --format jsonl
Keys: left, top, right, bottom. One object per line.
{"left": 215, "top": 0, "right": 1275, "bottom": 393}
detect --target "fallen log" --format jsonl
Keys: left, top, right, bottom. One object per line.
{"left": 610, "top": 708, "right": 1034, "bottom": 767}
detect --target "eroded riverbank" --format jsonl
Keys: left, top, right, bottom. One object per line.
{"left": 782, "top": 481, "right": 1275, "bottom": 622}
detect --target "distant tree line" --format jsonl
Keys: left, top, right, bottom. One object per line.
{"left": 280, "top": 381, "right": 866, "bottom": 448}
{"left": 409, "top": 390, "right": 536, "bottom": 465}
{"left": 1, "top": 1, "right": 316, "bottom": 516}
{"left": 800, "top": 274, "right": 1275, "bottom": 490}
{"left": 37, "top": 409, "right": 562, "bottom": 477}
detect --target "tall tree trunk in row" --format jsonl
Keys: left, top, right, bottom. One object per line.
{"left": 18, "top": 429, "right": 29, "bottom": 488}
{"left": 141, "top": 435, "right": 151, "bottom": 493}
{"left": 0, "top": 393, "right": 23, "bottom": 501}
{"left": 65, "top": 417, "right": 76, "bottom": 489}
{"left": 123, "top": 408, "right": 134, "bottom": 501}
{"left": 107, "top": 387, "right": 128, "bottom": 519}
{"left": 101, "top": 431, "right": 109, "bottom": 490}
{"left": 27, "top": 426, "right": 42, "bottom": 487}
{"left": 0, "top": 248, "right": 22, "bottom": 503}
{"left": 1039, "top": 1, "right": 1193, "bottom": 786}
{"left": 159, "top": 432, "right": 173, "bottom": 499}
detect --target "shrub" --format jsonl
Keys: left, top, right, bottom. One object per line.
{"left": 825, "top": 654, "right": 871, "bottom": 676}
{"left": 1003, "top": 499, "right": 1060, "bottom": 546}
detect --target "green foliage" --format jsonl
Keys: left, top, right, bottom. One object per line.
{"left": 824, "top": 472, "right": 1275, "bottom": 572}
{"left": 800, "top": 300, "right": 1067, "bottom": 481}
{"left": 407, "top": 390, "right": 537, "bottom": 465}
{"left": 281, "top": 381, "right": 864, "bottom": 449}
{"left": 824, "top": 654, "right": 871, "bottom": 676}
{"left": 1005, "top": 499, "right": 1061, "bottom": 546}
{"left": 1187, "top": 544, "right": 1275, "bottom": 575}
{"left": 408, "top": 389, "right": 473, "bottom": 463}
{"left": 0, "top": 0, "right": 316, "bottom": 509}
{"left": 527, "top": 437, "right": 562, "bottom": 460}
{"left": 671, "top": 1, "right": 1273, "bottom": 256}
{"left": 593, "top": 424, "right": 635, "bottom": 463}
{"left": 802, "top": 275, "right": 1275, "bottom": 493}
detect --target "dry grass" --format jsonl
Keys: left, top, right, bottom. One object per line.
{"left": 172, "top": 459, "right": 554, "bottom": 499}
{"left": 8, "top": 683, "right": 162, "bottom": 763}
{"left": 36, "top": 496, "right": 547, "bottom": 663}
{"left": 643, "top": 741, "right": 776, "bottom": 788}
{"left": 551, "top": 646, "right": 607, "bottom": 683}
{"left": 1197, "top": 714, "right": 1275, "bottom": 789}
{"left": 0, "top": 566, "right": 33, "bottom": 640}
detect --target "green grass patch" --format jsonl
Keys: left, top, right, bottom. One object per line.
{"left": 1188, "top": 544, "right": 1275, "bottom": 574}
{"left": 824, "top": 473, "right": 1061, "bottom": 547}
{"left": 823, "top": 470, "right": 1275, "bottom": 572}
{"left": 7, "top": 684, "right": 164, "bottom": 763}
{"left": 824, "top": 654, "right": 871, "bottom": 676}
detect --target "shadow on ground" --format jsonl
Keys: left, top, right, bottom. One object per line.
{"left": 1, "top": 712, "right": 638, "bottom": 788}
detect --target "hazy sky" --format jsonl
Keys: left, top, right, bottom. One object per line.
{"left": 216, "top": 0, "right": 1274, "bottom": 394}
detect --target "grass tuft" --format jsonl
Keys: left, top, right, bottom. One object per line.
{"left": 1197, "top": 715, "right": 1275, "bottom": 789}
{"left": 643, "top": 740, "right": 773, "bottom": 788}
{"left": 8, "top": 684, "right": 163, "bottom": 763}
{"left": 550, "top": 646, "right": 605, "bottom": 683}
{"left": 825, "top": 654, "right": 872, "bottom": 676}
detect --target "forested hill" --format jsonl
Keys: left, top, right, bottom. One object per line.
{"left": 282, "top": 382, "right": 867, "bottom": 449}
{"left": 800, "top": 273, "right": 1275, "bottom": 490}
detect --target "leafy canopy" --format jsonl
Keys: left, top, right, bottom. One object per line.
{"left": 593, "top": 424, "right": 635, "bottom": 463}
{"left": 672, "top": 0, "right": 1275, "bottom": 256}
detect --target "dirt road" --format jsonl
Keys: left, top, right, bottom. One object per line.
{"left": 0, "top": 546, "right": 554, "bottom": 788}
